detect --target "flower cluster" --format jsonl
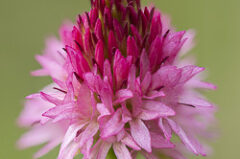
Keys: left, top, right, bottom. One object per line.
{"left": 18, "top": 0, "right": 216, "bottom": 159}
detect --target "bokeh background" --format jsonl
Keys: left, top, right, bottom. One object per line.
{"left": 0, "top": 0, "right": 239, "bottom": 158}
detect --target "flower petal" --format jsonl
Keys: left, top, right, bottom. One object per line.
{"left": 114, "top": 89, "right": 133, "bottom": 105}
{"left": 113, "top": 143, "right": 132, "bottom": 159}
{"left": 100, "top": 109, "right": 125, "bottom": 138}
{"left": 121, "top": 133, "right": 141, "bottom": 150}
{"left": 130, "top": 119, "right": 151, "bottom": 152}
{"left": 142, "top": 100, "right": 175, "bottom": 117}
{"left": 59, "top": 123, "right": 86, "bottom": 154}
{"left": 167, "top": 119, "right": 206, "bottom": 155}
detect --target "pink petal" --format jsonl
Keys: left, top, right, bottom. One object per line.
{"left": 150, "top": 132, "right": 175, "bottom": 149}
{"left": 35, "top": 55, "right": 65, "bottom": 80}
{"left": 142, "top": 100, "right": 175, "bottom": 117}
{"left": 121, "top": 104, "right": 132, "bottom": 122}
{"left": 95, "top": 19, "right": 104, "bottom": 41}
{"left": 114, "top": 89, "right": 133, "bottom": 105}
{"left": 128, "top": 65, "right": 136, "bottom": 91}
{"left": 187, "top": 80, "right": 217, "bottom": 90}
{"left": 58, "top": 142, "right": 80, "bottom": 159}
{"left": 180, "top": 29, "right": 195, "bottom": 55}
{"left": 113, "top": 49, "right": 131, "bottom": 89}
{"left": 34, "top": 138, "right": 61, "bottom": 158}
{"left": 141, "top": 151, "right": 158, "bottom": 159}
{"left": 113, "top": 143, "right": 132, "bottom": 159}
{"left": 158, "top": 118, "right": 172, "bottom": 140}
{"left": 42, "top": 103, "right": 73, "bottom": 118}
{"left": 95, "top": 40, "right": 105, "bottom": 72}
{"left": 149, "top": 36, "right": 162, "bottom": 70}
{"left": 151, "top": 66, "right": 181, "bottom": 89}
{"left": 40, "top": 92, "right": 63, "bottom": 106}
{"left": 121, "top": 133, "right": 141, "bottom": 150}
{"left": 127, "top": 36, "right": 139, "bottom": 61}
{"left": 100, "top": 109, "right": 125, "bottom": 138}
{"left": 103, "top": 60, "right": 113, "bottom": 88}
{"left": 81, "top": 138, "right": 93, "bottom": 159}
{"left": 90, "top": 140, "right": 112, "bottom": 159}
{"left": 77, "top": 122, "right": 99, "bottom": 147}
{"left": 143, "top": 90, "right": 165, "bottom": 99}
{"left": 59, "top": 123, "right": 86, "bottom": 155}
{"left": 167, "top": 119, "right": 206, "bottom": 155}
{"left": 31, "top": 69, "right": 48, "bottom": 76}
{"left": 130, "top": 119, "right": 151, "bottom": 152}
{"left": 100, "top": 88, "right": 114, "bottom": 113}
{"left": 148, "top": 13, "right": 162, "bottom": 45}
{"left": 140, "top": 49, "right": 150, "bottom": 81}
{"left": 141, "top": 71, "right": 151, "bottom": 94}
{"left": 96, "top": 141, "right": 112, "bottom": 159}
{"left": 179, "top": 65, "right": 205, "bottom": 84}
{"left": 18, "top": 123, "right": 63, "bottom": 149}
{"left": 178, "top": 95, "right": 213, "bottom": 108}
{"left": 108, "top": 30, "right": 117, "bottom": 61}
{"left": 138, "top": 110, "right": 160, "bottom": 120}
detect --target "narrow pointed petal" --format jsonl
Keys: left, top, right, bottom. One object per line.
{"left": 127, "top": 36, "right": 139, "bottom": 61}
{"left": 113, "top": 143, "right": 132, "bottom": 159}
{"left": 159, "top": 118, "right": 172, "bottom": 140}
{"left": 179, "top": 65, "right": 205, "bottom": 84}
{"left": 121, "top": 133, "right": 141, "bottom": 150}
{"left": 34, "top": 139, "right": 61, "bottom": 158}
{"left": 130, "top": 119, "right": 151, "bottom": 152}
{"left": 77, "top": 122, "right": 99, "bottom": 147}
{"left": 90, "top": 140, "right": 112, "bottom": 159}
{"left": 59, "top": 123, "right": 86, "bottom": 154}
{"left": 167, "top": 119, "right": 206, "bottom": 155}
{"left": 95, "top": 40, "right": 105, "bottom": 72}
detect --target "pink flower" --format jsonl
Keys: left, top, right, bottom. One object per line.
{"left": 18, "top": 0, "right": 217, "bottom": 159}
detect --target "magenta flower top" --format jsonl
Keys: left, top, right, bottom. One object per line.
{"left": 18, "top": 0, "right": 217, "bottom": 159}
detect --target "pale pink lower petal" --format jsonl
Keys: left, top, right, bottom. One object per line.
{"left": 18, "top": 123, "right": 63, "bottom": 149}
{"left": 59, "top": 123, "right": 86, "bottom": 155}
{"left": 179, "top": 65, "right": 205, "bottom": 84}
{"left": 113, "top": 142, "right": 132, "bottom": 159}
{"left": 40, "top": 92, "right": 63, "bottom": 106}
{"left": 34, "top": 138, "right": 61, "bottom": 158}
{"left": 31, "top": 69, "right": 48, "bottom": 76}
{"left": 81, "top": 138, "right": 93, "bottom": 159}
{"left": 90, "top": 140, "right": 112, "bottom": 159}
{"left": 167, "top": 119, "right": 206, "bottom": 155}
{"left": 35, "top": 55, "right": 66, "bottom": 80}
{"left": 158, "top": 118, "right": 172, "bottom": 140}
{"left": 179, "top": 95, "right": 213, "bottom": 108}
{"left": 121, "top": 133, "right": 141, "bottom": 150}
{"left": 130, "top": 119, "right": 152, "bottom": 152}
{"left": 58, "top": 141, "right": 80, "bottom": 159}
{"left": 77, "top": 122, "right": 99, "bottom": 147}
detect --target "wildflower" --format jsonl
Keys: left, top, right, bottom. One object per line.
{"left": 18, "top": 0, "right": 216, "bottom": 158}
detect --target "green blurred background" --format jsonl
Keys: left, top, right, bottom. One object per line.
{"left": 0, "top": 0, "right": 239, "bottom": 158}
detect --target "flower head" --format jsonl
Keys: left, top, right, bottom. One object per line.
{"left": 18, "top": 0, "right": 217, "bottom": 158}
